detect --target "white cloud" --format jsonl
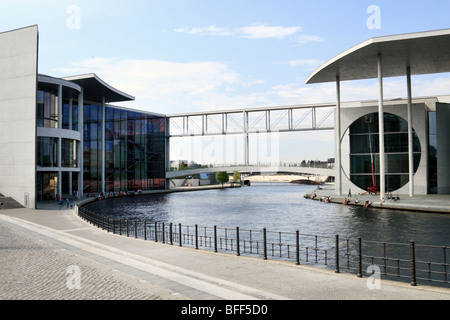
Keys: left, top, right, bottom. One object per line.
{"left": 239, "top": 24, "right": 301, "bottom": 39}
{"left": 55, "top": 57, "right": 262, "bottom": 114}
{"left": 174, "top": 23, "right": 315, "bottom": 41}
{"left": 174, "top": 25, "right": 232, "bottom": 36}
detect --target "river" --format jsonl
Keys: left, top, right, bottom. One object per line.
{"left": 86, "top": 183, "right": 450, "bottom": 247}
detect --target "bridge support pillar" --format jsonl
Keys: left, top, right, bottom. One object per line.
{"left": 243, "top": 111, "right": 249, "bottom": 166}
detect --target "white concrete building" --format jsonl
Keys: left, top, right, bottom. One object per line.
{"left": 307, "top": 29, "right": 450, "bottom": 198}
{"left": 0, "top": 26, "right": 167, "bottom": 209}
{"left": 0, "top": 26, "right": 39, "bottom": 209}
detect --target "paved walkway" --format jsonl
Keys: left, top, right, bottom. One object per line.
{"left": 0, "top": 206, "right": 449, "bottom": 302}
{"left": 304, "top": 186, "right": 450, "bottom": 213}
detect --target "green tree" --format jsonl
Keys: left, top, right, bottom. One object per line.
{"left": 232, "top": 171, "right": 241, "bottom": 183}
{"left": 216, "top": 171, "right": 229, "bottom": 187}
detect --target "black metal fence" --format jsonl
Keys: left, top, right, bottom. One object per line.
{"left": 77, "top": 206, "right": 449, "bottom": 288}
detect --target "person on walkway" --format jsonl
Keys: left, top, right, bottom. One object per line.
{"left": 66, "top": 198, "right": 70, "bottom": 208}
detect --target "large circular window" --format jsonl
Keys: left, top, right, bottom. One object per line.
{"left": 348, "top": 112, "right": 421, "bottom": 193}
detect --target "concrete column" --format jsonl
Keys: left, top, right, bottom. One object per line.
{"left": 58, "top": 85, "right": 63, "bottom": 129}
{"left": 336, "top": 75, "right": 342, "bottom": 196}
{"left": 57, "top": 85, "right": 63, "bottom": 197}
{"left": 69, "top": 171, "right": 73, "bottom": 196}
{"left": 57, "top": 137, "right": 62, "bottom": 197}
{"left": 407, "top": 66, "right": 414, "bottom": 197}
{"left": 78, "top": 89, "right": 84, "bottom": 196}
{"left": 377, "top": 54, "right": 386, "bottom": 200}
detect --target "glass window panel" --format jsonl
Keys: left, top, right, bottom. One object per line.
{"left": 37, "top": 172, "right": 58, "bottom": 201}
{"left": 62, "top": 102, "right": 70, "bottom": 129}
{"left": 72, "top": 104, "right": 78, "bottom": 131}
{"left": 36, "top": 89, "right": 58, "bottom": 128}
{"left": 62, "top": 139, "right": 78, "bottom": 168}
{"left": 37, "top": 137, "right": 58, "bottom": 167}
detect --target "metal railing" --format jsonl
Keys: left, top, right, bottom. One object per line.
{"left": 77, "top": 206, "right": 449, "bottom": 288}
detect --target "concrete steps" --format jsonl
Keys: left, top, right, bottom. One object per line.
{"left": 0, "top": 195, "right": 24, "bottom": 210}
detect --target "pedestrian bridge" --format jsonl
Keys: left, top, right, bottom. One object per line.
{"left": 166, "top": 165, "right": 334, "bottom": 179}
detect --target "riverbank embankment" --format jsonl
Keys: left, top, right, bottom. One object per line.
{"left": 304, "top": 186, "right": 450, "bottom": 214}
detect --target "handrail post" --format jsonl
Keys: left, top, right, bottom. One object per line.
{"left": 263, "top": 228, "right": 267, "bottom": 260}
{"left": 179, "top": 223, "right": 182, "bottom": 247}
{"left": 214, "top": 226, "right": 218, "bottom": 252}
{"left": 296, "top": 230, "right": 300, "bottom": 265}
{"left": 162, "top": 222, "right": 165, "bottom": 244}
{"left": 154, "top": 222, "right": 158, "bottom": 242}
{"left": 195, "top": 224, "right": 199, "bottom": 249}
{"left": 135, "top": 220, "right": 138, "bottom": 239}
{"left": 144, "top": 221, "right": 147, "bottom": 240}
{"left": 411, "top": 240, "right": 417, "bottom": 286}
{"left": 236, "top": 227, "right": 240, "bottom": 256}
{"left": 170, "top": 223, "right": 173, "bottom": 245}
{"left": 335, "top": 235, "right": 340, "bottom": 273}
{"left": 357, "top": 237, "right": 362, "bottom": 278}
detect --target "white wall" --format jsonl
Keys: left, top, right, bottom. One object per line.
{"left": 336, "top": 98, "right": 431, "bottom": 196}
{"left": 0, "top": 26, "right": 39, "bottom": 208}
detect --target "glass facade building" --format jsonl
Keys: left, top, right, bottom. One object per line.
{"left": 104, "top": 107, "right": 166, "bottom": 193}
{"left": 83, "top": 105, "right": 166, "bottom": 194}
{"left": 35, "top": 73, "right": 167, "bottom": 202}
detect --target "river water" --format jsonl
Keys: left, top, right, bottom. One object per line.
{"left": 86, "top": 183, "right": 450, "bottom": 247}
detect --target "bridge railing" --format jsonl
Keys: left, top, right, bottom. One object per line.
{"left": 77, "top": 206, "right": 449, "bottom": 288}
{"left": 169, "top": 162, "right": 335, "bottom": 171}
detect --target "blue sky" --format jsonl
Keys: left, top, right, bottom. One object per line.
{"left": 2, "top": 0, "right": 450, "bottom": 164}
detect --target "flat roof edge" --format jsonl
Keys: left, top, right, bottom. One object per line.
{"left": 0, "top": 25, "right": 38, "bottom": 36}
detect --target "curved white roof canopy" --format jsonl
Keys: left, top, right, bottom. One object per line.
{"left": 62, "top": 73, "right": 135, "bottom": 103}
{"left": 306, "top": 28, "right": 450, "bottom": 84}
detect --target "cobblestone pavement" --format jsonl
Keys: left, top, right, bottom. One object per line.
{"left": 1, "top": 208, "right": 449, "bottom": 302}
{"left": 0, "top": 222, "right": 188, "bottom": 300}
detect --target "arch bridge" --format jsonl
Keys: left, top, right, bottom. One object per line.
{"left": 166, "top": 165, "right": 334, "bottom": 179}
